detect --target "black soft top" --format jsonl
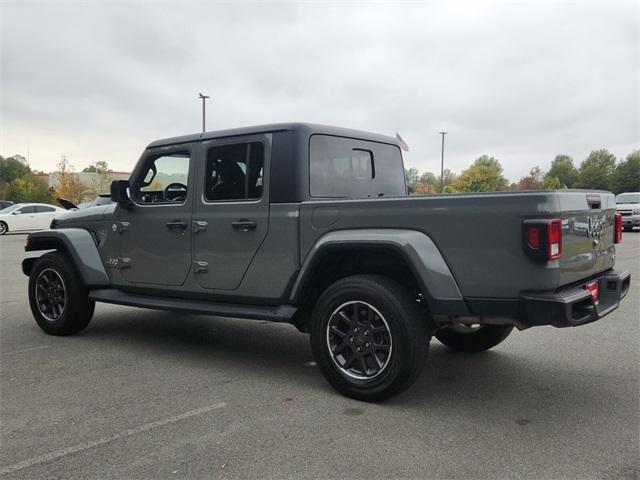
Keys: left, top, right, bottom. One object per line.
{"left": 147, "top": 123, "right": 399, "bottom": 149}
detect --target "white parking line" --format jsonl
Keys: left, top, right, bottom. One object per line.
{"left": 2, "top": 345, "right": 50, "bottom": 356}
{"left": 0, "top": 402, "right": 227, "bottom": 476}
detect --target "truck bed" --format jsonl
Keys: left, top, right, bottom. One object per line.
{"left": 299, "top": 190, "right": 616, "bottom": 300}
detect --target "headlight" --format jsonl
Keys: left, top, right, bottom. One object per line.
{"left": 633, "top": 208, "right": 640, "bottom": 215}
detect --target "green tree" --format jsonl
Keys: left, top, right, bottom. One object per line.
{"left": 453, "top": 155, "right": 508, "bottom": 192}
{"left": 5, "top": 174, "right": 53, "bottom": 203}
{"left": 0, "top": 155, "right": 31, "bottom": 184}
{"left": 544, "top": 155, "right": 578, "bottom": 188}
{"left": 82, "top": 161, "right": 111, "bottom": 174}
{"left": 83, "top": 161, "right": 112, "bottom": 197}
{"left": 542, "top": 176, "right": 563, "bottom": 190}
{"left": 610, "top": 150, "right": 640, "bottom": 194}
{"left": 575, "top": 149, "right": 616, "bottom": 190}
{"left": 404, "top": 167, "right": 419, "bottom": 193}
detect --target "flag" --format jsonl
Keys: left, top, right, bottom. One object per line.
{"left": 396, "top": 132, "right": 409, "bottom": 152}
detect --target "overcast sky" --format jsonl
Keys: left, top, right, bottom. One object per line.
{"left": 1, "top": 1, "right": 638, "bottom": 181}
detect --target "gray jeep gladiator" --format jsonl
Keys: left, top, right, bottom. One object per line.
{"left": 22, "top": 123, "right": 631, "bottom": 401}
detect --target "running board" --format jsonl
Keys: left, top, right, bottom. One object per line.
{"left": 89, "top": 289, "right": 298, "bottom": 323}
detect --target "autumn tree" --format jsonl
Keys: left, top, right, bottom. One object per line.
{"left": 575, "top": 149, "right": 616, "bottom": 190}
{"left": 517, "top": 166, "right": 543, "bottom": 190}
{"left": 610, "top": 150, "right": 640, "bottom": 194}
{"left": 544, "top": 155, "right": 578, "bottom": 188}
{"left": 54, "top": 157, "right": 89, "bottom": 204}
{"left": 453, "top": 155, "right": 508, "bottom": 192}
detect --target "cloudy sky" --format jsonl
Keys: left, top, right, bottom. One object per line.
{"left": 1, "top": 1, "right": 638, "bottom": 181}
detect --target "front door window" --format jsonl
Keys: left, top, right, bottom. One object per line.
{"left": 134, "top": 152, "right": 190, "bottom": 205}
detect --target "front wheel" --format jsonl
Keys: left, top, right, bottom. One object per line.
{"left": 310, "top": 274, "right": 430, "bottom": 402}
{"left": 28, "top": 251, "right": 95, "bottom": 335}
{"left": 0, "top": 221, "right": 7, "bottom": 235}
{"left": 435, "top": 324, "right": 513, "bottom": 353}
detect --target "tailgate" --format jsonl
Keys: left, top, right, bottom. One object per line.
{"left": 558, "top": 191, "right": 616, "bottom": 286}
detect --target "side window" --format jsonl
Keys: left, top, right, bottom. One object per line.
{"left": 310, "top": 135, "right": 405, "bottom": 198}
{"left": 35, "top": 206, "right": 55, "bottom": 213}
{"left": 205, "top": 142, "right": 264, "bottom": 201}
{"left": 135, "top": 151, "right": 190, "bottom": 204}
{"left": 17, "top": 206, "right": 35, "bottom": 214}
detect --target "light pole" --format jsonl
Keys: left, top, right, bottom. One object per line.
{"left": 439, "top": 132, "right": 447, "bottom": 194}
{"left": 198, "top": 93, "right": 210, "bottom": 133}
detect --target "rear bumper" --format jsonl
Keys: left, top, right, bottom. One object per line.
{"left": 519, "top": 269, "right": 631, "bottom": 328}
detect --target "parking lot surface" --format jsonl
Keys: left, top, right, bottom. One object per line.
{"left": 1, "top": 232, "right": 638, "bottom": 479}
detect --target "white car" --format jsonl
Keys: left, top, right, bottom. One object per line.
{"left": 616, "top": 192, "right": 640, "bottom": 232}
{"left": 0, "top": 203, "right": 67, "bottom": 235}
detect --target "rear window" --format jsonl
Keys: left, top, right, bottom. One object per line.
{"left": 309, "top": 135, "right": 406, "bottom": 198}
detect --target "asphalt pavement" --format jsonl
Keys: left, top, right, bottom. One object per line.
{"left": 1, "top": 232, "right": 638, "bottom": 479}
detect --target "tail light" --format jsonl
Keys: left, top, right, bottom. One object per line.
{"left": 614, "top": 213, "right": 622, "bottom": 244}
{"left": 547, "top": 219, "right": 562, "bottom": 259}
{"left": 522, "top": 218, "right": 563, "bottom": 261}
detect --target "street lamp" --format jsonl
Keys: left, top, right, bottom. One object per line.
{"left": 439, "top": 132, "right": 447, "bottom": 194}
{"left": 198, "top": 93, "right": 210, "bottom": 133}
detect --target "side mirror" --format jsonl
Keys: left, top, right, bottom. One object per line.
{"left": 110, "top": 180, "right": 132, "bottom": 208}
{"left": 12, "top": 210, "right": 21, "bottom": 215}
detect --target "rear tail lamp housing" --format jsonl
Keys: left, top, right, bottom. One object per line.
{"left": 614, "top": 213, "right": 622, "bottom": 244}
{"left": 522, "top": 218, "right": 563, "bottom": 261}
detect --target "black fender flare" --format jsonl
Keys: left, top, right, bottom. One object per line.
{"left": 22, "top": 229, "right": 110, "bottom": 287}
{"left": 289, "top": 229, "right": 469, "bottom": 316}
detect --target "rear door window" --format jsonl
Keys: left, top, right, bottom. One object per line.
{"left": 35, "top": 206, "right": 55, "bottom": 213}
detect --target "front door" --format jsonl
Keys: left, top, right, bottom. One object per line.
{"left": 117, "top": 145, "right": 195, "bottom": 286}
{"left": 192, "top": 135, "right": 271, "bottom": 290}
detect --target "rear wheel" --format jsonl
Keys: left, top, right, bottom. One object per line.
{"left": 310, "top": 274, "right": 430, "bottom": 402}
{"left": 435, "top": 324, "right": 513, "bottom": 353}
{"left": 0, "top": 221, "right": 7, "bottom": 235}
{"left": 28, "top": 251, "right": 95, "bottom": 335}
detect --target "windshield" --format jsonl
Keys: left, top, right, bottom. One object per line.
{"left": 616, "top": 193, "right": 640, "bottom": 204}
{"left": 0, "top": 204, "right": 21, "bottom": 214}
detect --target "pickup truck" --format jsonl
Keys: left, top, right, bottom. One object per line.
{"left": 615, "top": 192, "right": 640, "bottom": 231}
{"left": 22, "top": 123, "right": 631, "bottom": 401}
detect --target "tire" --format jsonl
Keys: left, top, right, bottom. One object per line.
{"left": 0, "top": 221, "right": 7, "bottom": 235}
{"left": 310, "top": 274, "right": 430, "bottom": 402}
{"left": 435, "top": 324, "right": 513, "bottom": 353}
{"left": 28, "top": 251, "right": 95, "bottom": 336}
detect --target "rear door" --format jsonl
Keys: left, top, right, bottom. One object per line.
{"left": 192, "top": 135, "right": 271, "bottom": 290}
{"left": 33, "top": 205, "right": 58, "bottom": 229}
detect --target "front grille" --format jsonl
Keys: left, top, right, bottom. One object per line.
{"left": 617, "top": 210, "right": 632, "bottom": 216}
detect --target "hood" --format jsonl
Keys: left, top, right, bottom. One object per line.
{"left": 616, "top": 203, "right": 640, "bottom": 209}
{"left": 57, "top": 197, "right": 78, "bottom": 210}
{"left": 55, "top": 203, "right": 116, "bottom": 225}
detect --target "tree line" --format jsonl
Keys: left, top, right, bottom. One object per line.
{"left": 405, "top": 149, "right": 640, "bottom": 195}
{"left": 0, "top": 155, "right": 114, "bottom": 205}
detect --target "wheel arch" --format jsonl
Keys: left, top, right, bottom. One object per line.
{"left": 22, "top": 229, "right": 110, "bottom": 287}
{"left": 289, "top": 229, "right": 469, "bottom": 317}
